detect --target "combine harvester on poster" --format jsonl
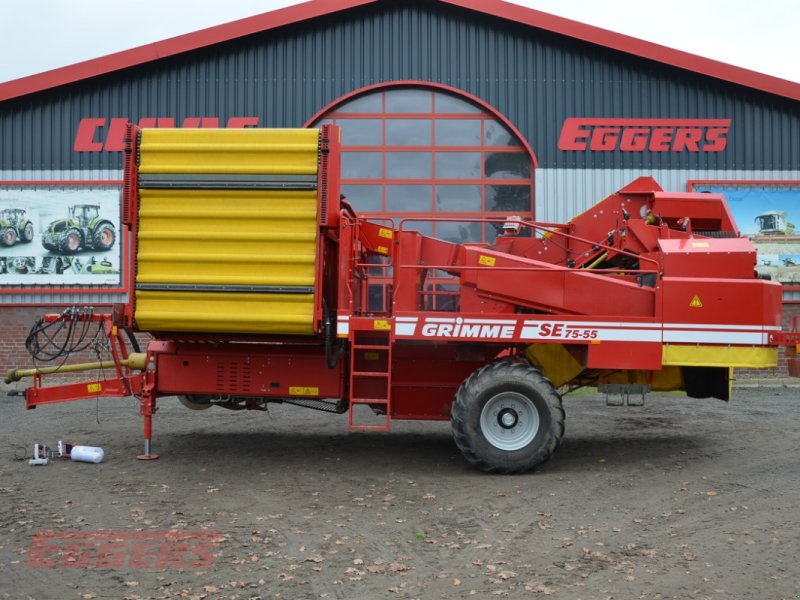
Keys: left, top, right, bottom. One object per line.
{"left": 7, "top": 125, "right": 799, "bottom": 473}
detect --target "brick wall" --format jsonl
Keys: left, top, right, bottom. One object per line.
{"left": 742, "top": 302, "right": 799, "bottom": 379}
{"left": 1, "top": 305, "right": 150, "bottom": 387}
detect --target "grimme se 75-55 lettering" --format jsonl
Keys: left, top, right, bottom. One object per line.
{"left": 8, "top": 125, "right": 799, "bottom": 473}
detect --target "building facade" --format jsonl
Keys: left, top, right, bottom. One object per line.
{"left": 0, "top": 0, "right": 798, "bottom": 372}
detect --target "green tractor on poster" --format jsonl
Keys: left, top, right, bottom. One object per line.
{"left": 0, "top": 208, "right": 35, "bottom": 247}
{"left": 41, "top": 204, "right": 116, "bottom": 254}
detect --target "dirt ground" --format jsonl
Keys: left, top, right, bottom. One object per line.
{"left": 1, "top": 383, "right": 799, "bottom": 600}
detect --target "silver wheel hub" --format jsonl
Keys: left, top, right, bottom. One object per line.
{"left": 480, "top": 391, "right": 540, "bottom": 451}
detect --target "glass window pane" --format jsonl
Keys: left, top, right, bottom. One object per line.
{"left": 484, "top": 223, "right": 499, "bottom": 244}
{"left": 385, "top": 89, "right": 432, "bottom": 113}
{"left": 337, "top": 94, "right": 383, "bottom": 113}
{"left": 386, "top": 119, "right": 432, "bottom": 145}
{"left": 342, "top": 185, "right": 382, "bottom": 212}
{"left": 342, "top": 152, "right": 382, "bottom": 179}
{"left": 435, "top": 185, "right": 481, "bottom": 212}
{"left": 338, "top": 119, "right": 382, "bottom": 146}
{"left": 435, "top": 119, "right": 481, "bottom": 146}
{"left": 486, "top": 185, "right": 532, "bottom": 212}
{"left": 484, "top": 152, "right": 531, "bottom": 179}
{"left": 386, "top": 152, "right": 432, "bottom": 179}
{"left": 386, "top": 185, "right": 432, "bottom": 212}
{"left": 435, "top": 221, "right": 484, "bottom": 243}
{"left": 435, "top": 152, "right": 481, "bottom": 179}
{"left": 398, "top": 219, "right": 434, "bottom": 237}
{"left": 485, "top": 120, "right": 522, "bottom": 146}
{"left": 434, "top": 92, "right": 481, "bottom": 114}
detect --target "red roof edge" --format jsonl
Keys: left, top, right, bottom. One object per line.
{"left": 0, "top": 0, "right": 377, "bottom": 102}
{"left": 442, "top": 0, "right": 800, "bottom": 102}
{"left": 1, "top": 0, "right": 798, "bottom": 103}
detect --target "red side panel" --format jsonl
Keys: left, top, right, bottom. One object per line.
{"left": 658, "top": 238, "right": 756, "bottom": 279}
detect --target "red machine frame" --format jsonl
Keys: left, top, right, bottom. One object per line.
{"left": 10, "top": 125, "right": 800, "bottom": 468}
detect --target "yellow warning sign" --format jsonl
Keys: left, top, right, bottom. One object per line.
{"left": 289, "top": 386, "right": 319, "bottom": 396}
{"left": 378, "top": 228, "right": 393, "bottom": 239}
{"left": 479, "top": 255, "right": 496, "bottom": 267}
{"left": 87, "top": 383, "right": 102, "bottom": 393}
{"left": 373, "top": 319, "right": 391, "bottom": 330}
{"left": 689, "top": 295, "right": 703, "bottom": 308}
{"left": 375, "top": 245, "right": 389, "bottom": 255}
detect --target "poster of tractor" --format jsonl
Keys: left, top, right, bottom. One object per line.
{"left": 0, "top": 187, "right": 121, "bottom": 286}
{"left": 690, "top": 183, "right": 800, "bottom": 285}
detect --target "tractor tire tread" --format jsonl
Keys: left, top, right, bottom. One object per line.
{"left": 452, "top": 360, "right": 564, "bottom": 474}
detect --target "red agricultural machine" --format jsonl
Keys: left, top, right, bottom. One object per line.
{"left": 7, "top": 125, "right": 799, "bottom": 473}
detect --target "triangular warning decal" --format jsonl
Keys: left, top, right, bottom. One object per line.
{"left": 689, "top": 295, "right": 703, "bottom": 308}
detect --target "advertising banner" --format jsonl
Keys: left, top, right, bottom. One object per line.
{"left": 0, "top": 187, "right": 121, "bottom": 287}
{"left": 691, "top": 183, "right": 800, "bottom": 285}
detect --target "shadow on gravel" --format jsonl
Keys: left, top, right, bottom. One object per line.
{"left": 145, "top": 428, "right": 708, "bottom": 477}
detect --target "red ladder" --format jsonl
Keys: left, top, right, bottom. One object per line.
{"left": 348, "top": 329, "right": 392, "bottom": 431}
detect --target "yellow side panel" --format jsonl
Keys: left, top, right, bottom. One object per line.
{"left": 135, "top": 291, "right": 314, "bottom": 335}
{"left": 138, "top": 128, "right": 320, "bottom": 175}
{"left": 603, "top": 367, "right": 684, "bottom": 391}
{"left": 525, "top": 344, "right": 584, "bottom": 388}
{"left": 136, "top": 189, "right": 317, "bottom": 287}
{"left": 662, "top": 345, "right": 778, "bottom": 368}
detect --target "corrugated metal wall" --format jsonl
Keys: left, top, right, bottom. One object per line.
{"left": 536, "top": 169, "right": 800, "bottom": 224}
{"left": 0, "top": 0, "right": 798, "bottom": 173}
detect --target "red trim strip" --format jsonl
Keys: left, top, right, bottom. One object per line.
{"left": 2, "top": 0, "right": 796, "bottom": 104}
{"left": 0, "top": 0, "right": 377, "bottom": 102}
{"left": 440, "top": 0, "right": 800, "bottom": 102}
{"left": 687, "top": 179, "right": 800, "bottom": 190}
{"left": 0, "top": 180, "right": 122, "bottom": 186}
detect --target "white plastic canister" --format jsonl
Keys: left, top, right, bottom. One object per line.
{"left": 70, "top": 446, "right": 104, "bottom": 464}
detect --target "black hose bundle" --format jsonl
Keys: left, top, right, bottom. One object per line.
{"left": 25, "top": 306, "right": 105, "bottom": 363}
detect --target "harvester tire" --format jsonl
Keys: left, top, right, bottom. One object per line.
{"left": 178, "top": 395, "right": 213, "bottom": 410}
{"left": 0, "top": 228, "right": 16, "bottom": 247}
{"left": 20, "top": 222, "right": 34, "bottom": 243}
{"left": 59, "top": 228, "right": 83, "bottom": 254}
{"left": 451, "top": 361, "right": 564, "bottom": 474}
{"left": 92, "top": 224, "right": 116, "bottom": 251}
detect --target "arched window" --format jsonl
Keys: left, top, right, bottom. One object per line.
{"left": 309, "top": 84, "right": 534, "bottom": 243}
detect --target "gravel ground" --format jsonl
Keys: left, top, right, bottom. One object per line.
{"left": 1, "top": 384, "right": 799, "bottom": 600}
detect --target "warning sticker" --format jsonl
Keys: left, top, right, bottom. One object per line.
{"left": 479, "top": 255, "right": 496, "bottom": 267}
{"left": 689, "top": 295, "right": 703, "bottom": 308}
{"left": 289, "top": 386, "right": 319, "bottom": 396}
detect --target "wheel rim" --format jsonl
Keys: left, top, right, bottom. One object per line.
{"left": 24, "top": 224, "right": 33, "bottom": 239}
{"left": 479, "top": 391, "right": 540, "bottom": 451}
{"left": 3, "top": 231, "right": 14, "bottom": 245}
{"left": 100, "top": 228, "right": 113, "bottom": 245}
{"left": 67, "top": 233, "right": 79, "bottom": 250}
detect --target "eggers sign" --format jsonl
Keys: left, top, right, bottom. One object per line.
{"left": 558, "top": 118, "right": 730, "bottom": 152}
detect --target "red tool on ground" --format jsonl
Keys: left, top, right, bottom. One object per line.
{"left": 7, "top": 125, "right": 799, "bottom": 472}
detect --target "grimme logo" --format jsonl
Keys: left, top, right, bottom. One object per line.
{"left": 74, "top": 117, "right": 260, "bottom": 151}
{"left": 419, "top": 318, "right": 516, "bottom": 339}
{"left": 27, "top": 531, "right": 222, "bottom": 569}
{"left": 558, "top": 118, "right": 730, "bottom": 152}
